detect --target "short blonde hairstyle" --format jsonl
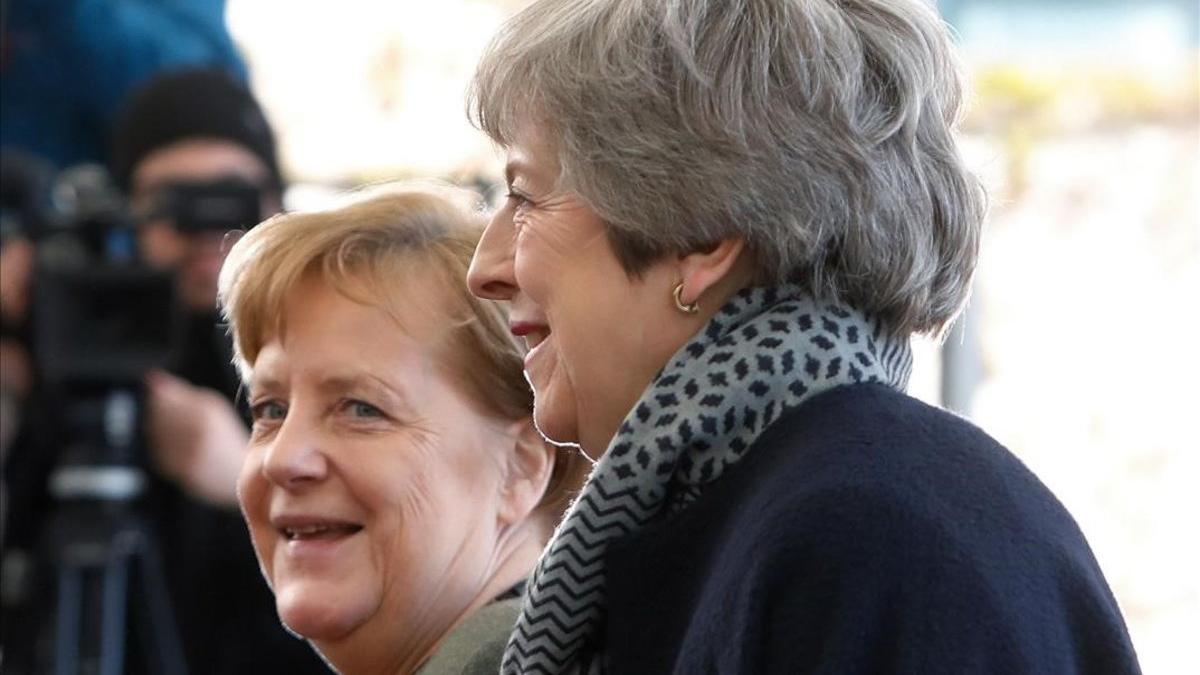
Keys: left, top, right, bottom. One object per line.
{"left": 470, "top": 0, "right": 986, "bottom": 335}
{"left": 218, "top": 182, "right": 587, "bottom": 517}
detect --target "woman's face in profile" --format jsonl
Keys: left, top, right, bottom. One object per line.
{"left": 468, "top": 130, "right": 686, "bottom": 456}
{"left": 238, "top": 274, "right": 513, "bottom": 661}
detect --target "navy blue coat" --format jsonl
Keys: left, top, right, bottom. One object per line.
{"left": 604, "top": 384, "right": 1140, "bottom": 674}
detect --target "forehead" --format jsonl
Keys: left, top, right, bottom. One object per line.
{"left": 250, "top": 276, "right": 433, "bottom": 381}
{"left": 272, "top": 270, "right": 457, "bottom": 359}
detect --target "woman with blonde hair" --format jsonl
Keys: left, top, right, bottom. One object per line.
{"left": 218, "top": 183, "right": 588, "bottom": 674}
{"left": 466, "top": 0, "right": 1141, "bottom": 673}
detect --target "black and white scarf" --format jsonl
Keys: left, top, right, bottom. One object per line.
{"left": 501, "top": 285, "right": 913, "bottom": 675}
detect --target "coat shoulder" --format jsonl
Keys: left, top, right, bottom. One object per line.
{"left": 607, "top": 384, "right": 1141, "bottom": 674}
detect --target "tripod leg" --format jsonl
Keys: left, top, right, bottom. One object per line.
{"left": 54, "top": 566, "right": 82, "bottom": 675}
{"left": 131, "top": 530, "right": 188, "bottom": 675}
{"left": 54, "top": 557, "right": 132, "bottom": 675}
{"left": 39, "top": 496, "right": 190, "bottom": 675}
{"left": 98, "top": 552, "right": 130, "bottom": 675}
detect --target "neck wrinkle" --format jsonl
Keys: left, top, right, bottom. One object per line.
{"left": 407, "top": 519, "right": 545, "bottom": 674}
{"left": 315, "top": 519, "right": 544, "bottom": 675}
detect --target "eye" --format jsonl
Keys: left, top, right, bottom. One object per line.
{"left": 505, "top": 188, "right": 533, "bottom": 209}
{"left": 343, "top": 399, "right": 385, "bottom": 419}
{"left": 250, "top": 400, "right": 287, "bottom": 422}
{"left": 248, "top": 400, "right": 287, "bottom": 439}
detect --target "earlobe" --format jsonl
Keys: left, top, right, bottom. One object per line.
{"left": 677, "top": 237, "right": 748, "bottom": 309}
{"left": 498, "top": 417, "right": 556, "bottom": 527}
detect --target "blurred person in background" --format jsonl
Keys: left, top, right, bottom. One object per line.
{"left": 2, "top": 0, "right": 248, "bottom": 556}
{"left": 1, "top": 67, "right": 326, "bottom": 673}
{"left": 0, "top": 149, "right": 58, "bottom": 541}
{"left": 110, "top": 68, "right": 282, "bottom": 510}
{"left": 112, "top": 67, "right": 329, "bottom": 674}
{"left": 218, "top": 183, "right": 590, "bottom": 675}
{"left": 466, "top": 0, "right": 1142, "bottom": 673}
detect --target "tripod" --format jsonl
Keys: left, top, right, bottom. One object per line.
{"left": 36, "top": 390, "right": 188, "bottom": 675}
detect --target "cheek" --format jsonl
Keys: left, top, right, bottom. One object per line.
{"left": 236, "top": 452, "right": 274, "bottom": 578}
{"left": 235, "top": 448, "right": 263, "bottom": 512}
{"left": 512, "top": 222, "right": 576, "bottom": 297}
{"left": 546, "top": 309, "right": 612, "bottom": 406}
{"left": 352, "top": 446, "right": 447, "bottom": 574}
{"left": 378, "top": 435, "right": 499, "bottom": 543}
{"left": 369, "top": 443, "right": 438, "bottom": 519}
{"left": 537, "top": 340, "right": 583, "bottom": 439}
{"left": 512, "top": 248, "right": 547, "bottom": 300}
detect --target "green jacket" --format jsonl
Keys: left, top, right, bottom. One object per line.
{"left": 416, "top": 598, "right": 521, "bottom": 675}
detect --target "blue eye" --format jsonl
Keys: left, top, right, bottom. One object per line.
{"left": 251, "top": 400, "right": 286, "bottom": 421}
{"left": 348, "top": 401, "right": 383, "bottom": 418}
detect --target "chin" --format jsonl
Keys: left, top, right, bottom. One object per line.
{"left": 275, "top": 583, "right": 373, "bottom": 642}
{"left": 532, "top": 400, "right": 581, "bottom": 450}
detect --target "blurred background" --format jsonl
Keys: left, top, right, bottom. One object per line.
{"left": 1, "top": 0, "right": 1196, "bottom": 673}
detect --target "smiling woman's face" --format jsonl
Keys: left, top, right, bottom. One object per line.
{"left": 238, "top": 274, "right": 511, "bottom": 669}
{"left": 467, "top": 130, "right": 695, "bottom": 457}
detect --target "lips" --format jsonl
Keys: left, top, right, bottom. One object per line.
{"left": 510, "top": 320, "right": 551, "bottom": 351}
{"left": 272, "top": 515, "right": 364, "bottom": 541}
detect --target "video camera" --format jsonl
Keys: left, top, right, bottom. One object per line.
{"left": 21, "top": 164, "right": 263, "bottom": 479}
{"left": 0, "top": 152, "right": 263, "bottom": 675}
{"left": 23, "top": 166, "right": 260, "bottom": 387}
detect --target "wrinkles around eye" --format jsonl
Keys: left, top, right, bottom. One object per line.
{"left": 506, "top": 189, "right": 533, "bottom": 207}
{"left": 247, "top": 398, "right": 394, "bottom": 437}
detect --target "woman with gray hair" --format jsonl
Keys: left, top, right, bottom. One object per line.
{"left": 467, "top": 0, "right": 1141, "bottom": 673}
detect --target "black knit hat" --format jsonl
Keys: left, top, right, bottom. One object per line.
{"left": 111, "top": 67, "right": 283, "bottom": 194}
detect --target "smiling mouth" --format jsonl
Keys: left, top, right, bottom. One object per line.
{"left": 511, "top": 322, "right": 551, "bottom": 351}
{"left": 278, "top": 523, "right": 364, "bottom": 541}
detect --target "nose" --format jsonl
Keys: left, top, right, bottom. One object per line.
{"left": 261, "top": 416, "right": 327, "bottom": 490}
{"left": 467, "top": 208, "right": 518, "bottom": 301}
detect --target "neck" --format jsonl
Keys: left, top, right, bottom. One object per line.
{"left": 457, "top": 517, "right": 546, "bottom": 623}
{"left": 317, "top": 518, "right": 546, "bottom": 675}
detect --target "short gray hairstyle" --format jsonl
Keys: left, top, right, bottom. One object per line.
{"left": 470, "top": 0, "right": 985, "bottom": 336}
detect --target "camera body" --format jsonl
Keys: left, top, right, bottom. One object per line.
{"left": 2, "top": 159, "right": 264, "bottom": 488}
{"left": 24, "top": 167, "right": 262, "bottom": 475}
{"left": 0, "top": 157, "right": 263, "bottom": 674}
{"left": 28, "top": 169, "right": 262, "bottom": 389}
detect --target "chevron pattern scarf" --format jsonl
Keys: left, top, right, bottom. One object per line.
{"left": 501, "top": 285, "right": 913, "bottom": 674}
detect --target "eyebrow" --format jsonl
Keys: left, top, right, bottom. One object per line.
{"left": 248, "top": 374, "right": 283, "bottom": 399}
{"left": 249, "top": 372, "right": 416, "bottom": 411}
{"left": 504, "top": 155, "right": 544, "bottom": 189}
{"left": 318, "top": 373, "right": 420, "bottom": 416}
{"left": 316, "top": 373, "right": 397, "bottom": 397}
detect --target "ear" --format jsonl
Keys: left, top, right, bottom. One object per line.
{"left": 676, "top": 237, "right": 748, "bottom": 308}
{"left": 497, "top": 417, "right": 556, "bottom": 528}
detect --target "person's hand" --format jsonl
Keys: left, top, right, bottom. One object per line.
{"left": 0, "top": 338, "right": 33, "bottom": 462}
{"left": 144, "top": 369, "right": 248, "bottom": 508}
{"left": 0, "top": 237, "right": 35, "bottom": 326}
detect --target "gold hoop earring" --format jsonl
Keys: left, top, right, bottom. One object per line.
{"left": 673, "top": 282, "right": 699, "bottom": 315}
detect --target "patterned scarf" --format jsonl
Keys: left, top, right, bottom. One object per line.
{"left": 501, "top": 285, "right": 913, "bottom": 674}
